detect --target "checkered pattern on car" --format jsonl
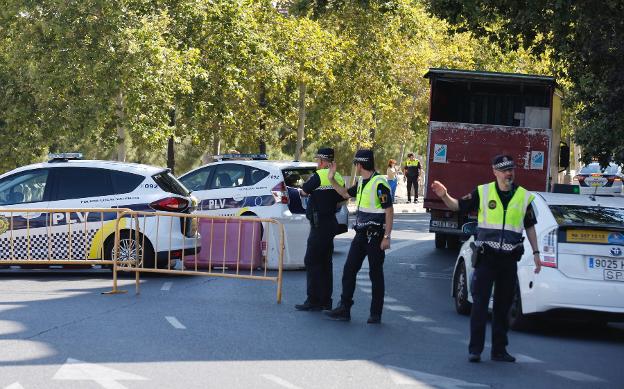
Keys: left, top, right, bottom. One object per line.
{"left": 0, "top": 230, "right": 98, "bottom": 260}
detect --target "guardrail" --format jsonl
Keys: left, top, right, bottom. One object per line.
{"left": 0, "top": 208, "right": 130, "bottom": 267}
{"left": 111, "top": 211, "right": 285, "bottom": 303}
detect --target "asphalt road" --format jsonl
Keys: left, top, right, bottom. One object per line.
{"left": 0, "top": 213, "right": 622, "bottom": 389}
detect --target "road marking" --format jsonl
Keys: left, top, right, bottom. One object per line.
{"left": 358, "top": 280, "right": 372, "bottom": 286}
{"left": 548, "top": 370, "right": 606, "bottom": 382}
{"left": 386, "top": 365, "right": 488, "bottom": 388}
{"left": 165, "top": 316, "right": 186, "bottom": 329}
{"left": 386, "top": 240, "right": 426, "bottom": 255}
{"left": 401, "top": 315, "right": 435, "bottom": 323}
{"left": 515, "top": 354, "right": 543, "bottom": 363}
{"left": 261, "top": 374, "right": 304, "bottom": 389}
{"left": 161, "top": 282, "right": 173, "bottom": 291}
{"left": 4, "top": 383, "right": 25, "bottom": 389}
{"left": 425, "top": 326, "right": 461, "bottom": 335}
{"left": 384, "top": 296, "right": 398, "bottom": 303}
{"left": 359, "top": 287, "right": 372, "bottom": 294}
{"left": 418, "top": 271, "right": 452, "bottom": 280}
{"left": 443, "top": 266, "right": 455, "bottom": 272}
{"left": 53, "top": 358, "right": 147, "bottom": 389}
{"left": 384, "top": 305, "right": 413, "bottom": 312}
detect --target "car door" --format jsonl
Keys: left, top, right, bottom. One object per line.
{"left": 47, "top": 167, "right": 117, "bottom": 260}
{"left": 179, "top": 165, "right": 215, "bottom": 212}
{"left": 192, "top": 163, "right": 248, "bottom": 216}
{"left": 0, "top": 168, "right": 52, "bottom": 260}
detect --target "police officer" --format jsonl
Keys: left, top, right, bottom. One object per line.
{"left": 431, "top": 155, "right": 542, "bottom": 363}
{"left": 324, "top": 149, "right": 394, "bottom": 324}
{"left": 403, "top": 153, "right": 421, "bottom": 203}
{"left": 295, "top": 147, "right": 345, "bottom": 311}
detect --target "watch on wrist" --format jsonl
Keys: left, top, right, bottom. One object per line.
{"left": 533, "top": 250, "right": 540, "bottom": 255}
{"left": 384, "top": 234, "right": 391, "bottom": 239}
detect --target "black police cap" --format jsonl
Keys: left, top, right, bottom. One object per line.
{"left": 353, "top": 149, "right": 374, "bottom": 164}
{"left": 315, "top": 147, "right": 334, "bottom": 161}
{"left": 492, "top": 154, "right": 515, "bottom": 171}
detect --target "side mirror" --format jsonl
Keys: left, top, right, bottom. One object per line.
{"left": 461, "top": 222, "right": 478, "bottom": 236}
{"left": 559, "top": 143, "right": 570, "bottom": 169}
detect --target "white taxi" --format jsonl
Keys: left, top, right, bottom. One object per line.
{"left": 0, "top": 153, "right": 199, "bottom": 269}
{"left": 179, "top": 154, "right": 348, "bottom": 269}
{"left": 452, "top": 192, "right": 624, "bottom": 329}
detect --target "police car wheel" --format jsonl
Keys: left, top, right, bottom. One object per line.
{"left": 104, "top": 231, "right": 155, "bottom": 269}
{"left": 454, "top": 260, "right": 472, "bottom": 315}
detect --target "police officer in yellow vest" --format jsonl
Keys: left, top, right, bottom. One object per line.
{"left": 295, "top": 148, "right": 346, "bottom": 311}
{"left": 431, "top": 155, "right": 541, "bottom": 363}
{"left": 403, "top": 153, "right": 421, "bottom": 203}
{"left": 324, "top": 149, "right": 394, "bottom": 324}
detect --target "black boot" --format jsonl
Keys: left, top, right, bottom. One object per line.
{"left": 295, "top": 299, "right": 322, "bottom": 311}
{"left": 324, "top": 301, "right": 351, "bottom": 321}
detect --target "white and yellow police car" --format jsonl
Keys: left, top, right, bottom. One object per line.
{"left": 0, "top": 153, "right": 199, "bottom": 269}
{"left": 179, "top": 154, "right": 348, "bottom": 269}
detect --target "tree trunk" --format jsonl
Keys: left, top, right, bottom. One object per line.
{"left": 115, "top": 92, "right": 126, "bottom": 162}
{"left": 295, "top": 82, "right": 306, "bottom": 161}
{"left": 167, "top": 136, "right": 175, "bottom": 174}
{"left": 202, "top": 128, "right": 221, "bottom": 164}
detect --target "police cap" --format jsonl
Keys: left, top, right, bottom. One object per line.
{"left": 315, "top": 147, "right": 334, "bottom": 161}
{"left": 492, "top": 154, "right": 515, "bottom": 171}
{"left": 353, "top": 149, "right": 374, "bottom": 164}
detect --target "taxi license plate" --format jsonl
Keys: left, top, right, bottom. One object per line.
{"left": 588, "top": 257, "right": 624, "bottom": 281}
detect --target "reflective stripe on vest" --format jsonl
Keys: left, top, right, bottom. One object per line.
{"left": 316, "top": 169, "right": 344, "bottom": 191}
{"left": 354, "top": 173, "right": 390, "bottom": 228}
{"left": 475, "top": 182, "right": 534, "bottom": 253}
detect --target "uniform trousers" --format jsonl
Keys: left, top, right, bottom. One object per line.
{"left": 303, "top": 218, "right": 336, "bottom": 306}
{"left": 340, "top": 231, "right": 385, "bottom": 316}
{"left": 468, "top": 254, "right": 518, "bottom": 355}
{"left": 406, "top": 176, "right": 418, "bottom": 201}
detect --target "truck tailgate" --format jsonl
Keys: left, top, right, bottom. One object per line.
{"left": 424, "top": 121, "right": 552, "bottom": 210}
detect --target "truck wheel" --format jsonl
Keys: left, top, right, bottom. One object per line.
{"left": 435, "top": 233, "right": 446, "bottom": 249}
{"left": 454, "top": 260, "right": 472, "bottom": 315}
{"left": 447, "top": 235, "right": 461, "bottom": 250}
{"left": 509, "top": 287, "right": 531, "bottom": 331}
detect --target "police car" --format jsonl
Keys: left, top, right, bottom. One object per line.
{"left": 452, "top": 192, "right": 624, "bottom": 329}
{"left": 0, "top": 153, "right": 199, "bottom": 268}
{"left": 179, "top": 154, "right": 348, "bottom": 269}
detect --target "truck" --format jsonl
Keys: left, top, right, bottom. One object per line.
{"left": 422, "top": 68, "right": 569, "bottom": 249}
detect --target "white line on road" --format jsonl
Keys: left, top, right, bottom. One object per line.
{"left": 4, "top": 383, "right": 25, "bottom": 389}
{"left": 161, "top": 282, "right": 173, "bottom": 291}
{"left": 425, "top": 326, "right": 461, "bottom": 335}
{"left": 401, "top": 315, "right": 435, "bottom": 323}
{"left": 384, "top": 296, "right": 398, "bottom": 303}
{"left": 418, "top": 272, "right": 452, "bottom": 280}
{"left": 548, "top": 370, "right": 606, "bottom": 383}
{"left": 515, "top": 354, "right": 543, "bottom": 363}
{"left": 386, "top": 240, "right": 425, "bottom": 255}
{"left": 261, "top": 374, "right": 304, "bottom": 389}
{"left": 358, "top": 280, "right": 372, "bottom": 286}
{"left": 384, "top": 305, "right": 414, "bottom": 312}
{"left": 359, "top": 287, "right": 372, "bottom": 294}
{"left": 165, "top": 316, "right": 186, "bottom": 329}
{"left": 386, "top": 365, "right": 488, "bottom": 388}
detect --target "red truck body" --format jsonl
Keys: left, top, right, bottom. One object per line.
{"left": 422, "top": 69, "right": 563, "bottom": 249}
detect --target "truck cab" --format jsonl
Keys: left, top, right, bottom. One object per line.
{"left": 423, "top": 68, "right": 567, "bottom": 249}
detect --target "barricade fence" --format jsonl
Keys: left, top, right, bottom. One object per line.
{"left": 0, "top": 208, "right": 285, "bottom": 303}
{"left": 0, "top": 208, "right": 131, "bottom": 267}
{"left": 111, "top": 211, "right": 285, "bottom": 303}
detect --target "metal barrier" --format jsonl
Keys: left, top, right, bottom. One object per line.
{"left": 0, "top": 208, "right": 131, "bottom": 269}
{"left": 111, "top": 211, "right": 285, "bottom": 303}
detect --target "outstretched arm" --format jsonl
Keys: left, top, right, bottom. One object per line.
{"left": 430, "top": 180, "right": 460, "bottom": 211}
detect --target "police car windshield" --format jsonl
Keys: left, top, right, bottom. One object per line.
{"left": 549, "top": 205, "right": 624, "bottom": 226}
{"left": 152, "top": 171, "right": 191, "bottom": 196}
{"left": 283, "top": 168, "right": 316, "bottom": 188}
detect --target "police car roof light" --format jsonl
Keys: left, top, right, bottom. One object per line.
{"left": 214, "top": 153, "right": 268, "bottom": 161}
{"left": 48, "top": 152, "right": 84, "bottom": 162}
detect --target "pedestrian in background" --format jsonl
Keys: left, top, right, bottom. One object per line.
{"left": 403, "top": 153, "right": 421, "bottom": 203}
{"left": 324, "top": 149, "right": 394, "bottom": 324}
{"left": 431, "top": 154, "right": 541, "bottom": 363}
{"left": 295, "top": 148, "right": 345, "bottom": 312}
{"left": 386, "top": 159, "right": 398, "bottom": 202}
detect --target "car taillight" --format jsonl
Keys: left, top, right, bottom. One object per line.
{"left": 271, "top": 182, "right": 289, "bottom": 204}
{"left": 540, "top": 227, "right": 558, "bottom": 268}
{"left": 149, "top": 197, "right": 189, "bottom": 212}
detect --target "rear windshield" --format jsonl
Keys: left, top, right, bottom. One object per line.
{"left": 152, "top": 171, "right": 190, "bottom": 196}
{"left": 549, "top": 205, "right": 624, "bottom": 226}
{"left": 282, "top": 168, "right": 316, "bottom": 188}
{"left": 579, "top": 164, "right": 620, "bottom": 175}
